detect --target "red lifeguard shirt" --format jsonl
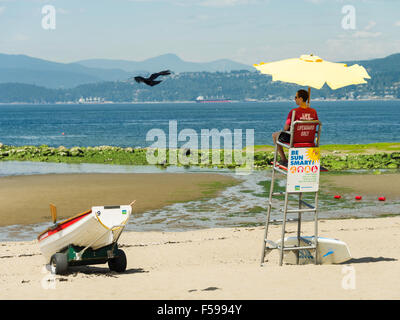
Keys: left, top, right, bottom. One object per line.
{"left": 285, "top": 106, "right": 319, "bottom": 143}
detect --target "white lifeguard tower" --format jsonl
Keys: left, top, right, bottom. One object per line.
{"left": 261, "top": 111, "right": 322, "bottom": 266}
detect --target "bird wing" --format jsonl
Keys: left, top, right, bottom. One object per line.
{"left": 149, "top": 70, "right": 171, "bottom": 81}
{"left": 158, "top": 70, "right": 171, "bottom": 76}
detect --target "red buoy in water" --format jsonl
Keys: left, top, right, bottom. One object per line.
{"left": 334, "top": 195, "right": 341, "bottom": 199}
{"left": 355, "top": 196, "right": 362, "bottom": 200}
{"left": 378, "top": 197, "right": 386, "bottom": 201}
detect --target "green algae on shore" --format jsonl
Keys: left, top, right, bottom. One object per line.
{"left": 0, "top": 143, "right": 399, "bottom": 170}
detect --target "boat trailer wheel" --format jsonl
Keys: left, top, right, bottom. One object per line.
{"left": 50, "top": 253, "right": 68, "bottom": 275}
{"left": 108, "top": 249, "right": 127, "bottom": 273}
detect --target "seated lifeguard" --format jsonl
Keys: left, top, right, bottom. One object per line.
{"left": 272, "top": 89, "right": 319, "bottom": 167}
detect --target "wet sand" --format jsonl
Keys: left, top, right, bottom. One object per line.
{"left": 0, "top": 173, "right": 237, "bottom": 227}
{"left": 321, "top": 173, "right": 400, "bottom": 199}
{"left": 0, "top": 216, "right": 399, "bottom": 299}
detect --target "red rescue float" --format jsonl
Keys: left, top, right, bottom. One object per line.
{"left": 355, "top": 196, "right": 362, "bottom": 200}
{"left": 334, "top": 195, "right": 341, "bottom": 199}
{"left": 378, "top": 197, "right": 386, "bottom": 201}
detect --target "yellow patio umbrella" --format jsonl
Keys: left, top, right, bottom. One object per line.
{"left": 253, "top": 54, "right": 371, "bottom": 103}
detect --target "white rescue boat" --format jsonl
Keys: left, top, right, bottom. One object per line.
{"left": 38, "top": 202, "right": 135, "bottom": 263}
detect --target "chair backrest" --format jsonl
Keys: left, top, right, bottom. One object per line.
{"left": 293, "top": 122, "right": 318, "bottom": 145}
{"left": 289, "top": 110, "right": 321, "bottom": 148}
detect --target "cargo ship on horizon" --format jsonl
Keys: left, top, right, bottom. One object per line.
{"left": 195, "top": 96, "right": 231, "bottom": 103}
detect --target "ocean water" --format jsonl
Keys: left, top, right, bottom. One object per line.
{"left": 0, "top": 100, "right": 399, "bottom": 148}
{"left": 0, "top": 101, "right": 400, "bottom": 241}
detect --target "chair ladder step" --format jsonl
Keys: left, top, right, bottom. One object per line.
{"left": 285, "top": 208, "right": 316, "bottom": 213}
{"left": 268, "top": 218, "right": 298, "bottom": 224}
{"left": 272, "top": 192, "right": 285, "bottom": 196}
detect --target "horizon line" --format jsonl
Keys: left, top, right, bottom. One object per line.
{"left": 1, "top": 51, "right": 399, "bottom": 66}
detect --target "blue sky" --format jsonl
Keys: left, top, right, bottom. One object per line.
{"left": 0, "top": 0, "right": 399, "bottom": 64}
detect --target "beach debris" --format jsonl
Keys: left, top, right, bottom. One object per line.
{"left": 355, "top": 196, "right": 362, "bottom": 200}
{"left": 0, "top": 253, "right": 40, "bottom": 259}
{"left": 133, "top": 70, "right": 172, "bottom": 87}
{"left": 21, "top": 280, "right": 30, "bottom": 284}
{"left": 18, "top": 253, "right": 38, "bottom": 257}
{"left": 202, "top": 286, "right": 221, "bottom": 291}
{"left": 378, "top": 197, "right": 386, "bottom": 201}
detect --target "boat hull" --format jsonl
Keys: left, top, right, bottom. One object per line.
{"left": 195, "top": 100, "right": 231, "bottom": 103}
{"left": 38, "top": 205, "right": 132, "bottom": 262}
{"left": 276, "top": 236, "right": 351, "bottom": 265}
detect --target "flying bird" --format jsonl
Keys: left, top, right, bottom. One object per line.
{"left": 133, "top": 70, "right": 172, "bottom": 87}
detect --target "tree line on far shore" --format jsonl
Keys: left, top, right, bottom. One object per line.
{"left": 0, "top": 69, "right": 399, "bottom": 103}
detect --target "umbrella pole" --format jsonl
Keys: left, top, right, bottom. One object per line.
{"left": 307, "top": 87, "right": 311, "bottom": 107}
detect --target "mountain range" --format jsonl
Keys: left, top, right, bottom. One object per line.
{"left": 0, "top": 53, "right": 252, "bottom": 88}
{"left": 344, "top": 53, "right": 400, "bottom": 74}
{"left": 0, "top": 52, "right": 399, "bottom": 102}
{"left": 0, "top": 53, "right": 131, "bottom": 89}
{"left": 75, "top": 53, "right": 253, "bottom": 74}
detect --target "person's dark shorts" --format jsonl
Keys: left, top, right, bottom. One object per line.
{"left": 278, "top": 132, "right": 291, "bottom": 144}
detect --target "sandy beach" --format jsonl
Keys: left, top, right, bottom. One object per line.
{"left": 0, "top": 216, "right": 399, "bottom": 299}
{"left": 0, "top": 171, "right": 399, "bottom": 299}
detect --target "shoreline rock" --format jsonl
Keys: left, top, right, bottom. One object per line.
{"left": 0, "top": 144, "right": 399, "bottom": 170}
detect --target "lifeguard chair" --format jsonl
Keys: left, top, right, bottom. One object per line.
{"left": 261, "top": 111, "right": 322, "bottom": 266}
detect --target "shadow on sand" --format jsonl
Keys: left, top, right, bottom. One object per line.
{"left": 341, "top": 256, "right": 397, "bottom": 264}
{"left": 65, "top": 265, "right": 149, "bottom": 276}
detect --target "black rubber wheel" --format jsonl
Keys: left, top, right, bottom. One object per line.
{"left": 108, "top": 249, "right": 127, "bottom": 273}
{"left": 50, "top": 253, "right": 68, "bottom": 275}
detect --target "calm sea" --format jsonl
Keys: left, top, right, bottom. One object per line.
{"left": 1, "top": 100, "right": 400, "bottom": 240}
{"left": 0, "top": 100, "right": 399, "bottom": 148}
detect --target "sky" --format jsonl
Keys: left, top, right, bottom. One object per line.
{"left": 0, "top": 0, "right": 399, "bottom": 65}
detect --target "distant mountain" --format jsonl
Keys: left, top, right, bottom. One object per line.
{"left": 0, "top": 53, "right": 252, "bottom": 89}
{"left": 0, "top": 53, "right": 131, "bottom": 88}
{"left": 1, "top": 52, "right": 399, "bottom": 97}
{"left": 75, "top": 53, "right": 253, "bottom": 73}
{"left": 343, "top": 53, "right": 400, "bottom": 74}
